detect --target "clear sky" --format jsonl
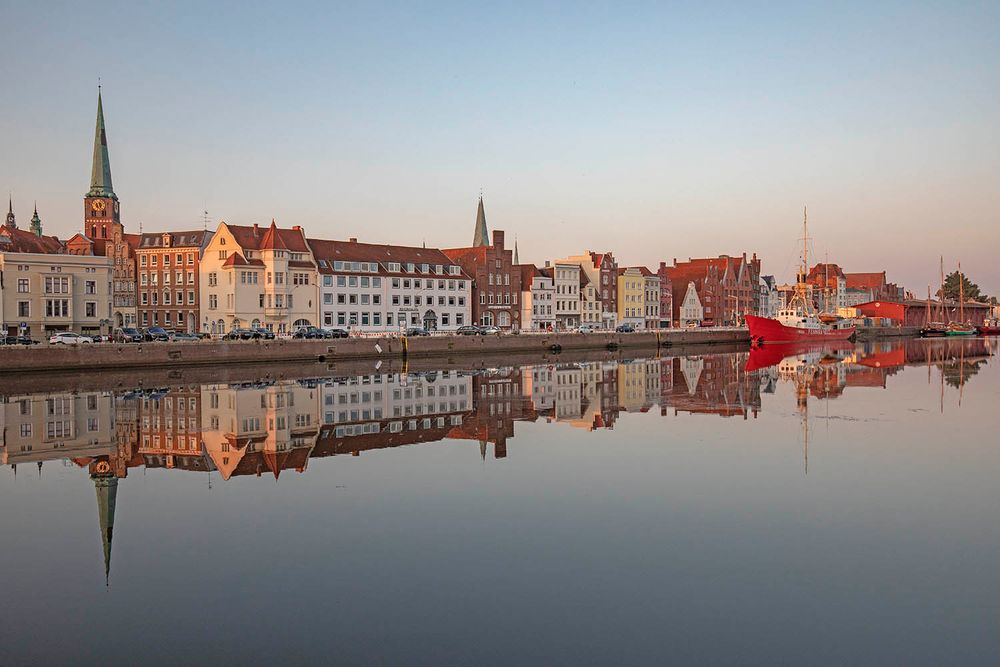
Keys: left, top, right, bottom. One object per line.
{"left": 2, "top": 1, "right": 998, "bottom": 294}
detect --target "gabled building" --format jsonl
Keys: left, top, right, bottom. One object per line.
{"left": 616, "top": 267, "right": 645, "bottom": 328}
{"left": 135, "top": 230, "right": 213, "bottom": 332}
{"left": 442, "top": 199, "right": 521, "bottom": 330}
{"left": 548, "top": 261, "right": 581, "bottom": 330}
{"left": 199, "top": 220, "right": 318, "bottom": 335}
{"left": 559, "top": 251, "right": 618, "bottom": 329}
{"left": 579, "top": 272, "right": 601, "bottom": 326}
{"left": 632, "top": 267, "right": 661, "bottom": 330}
{"left": 309, "top": 237, "right": 471, "bottom": 332}
{"left": 677, "top": 281, "right": 704, "bottom": 326}
{"left": 844, "top": 271, "right": 903, "bottom": 303}
{"left": 806, "top": 263, "right": 848, "bottom": 312}
{"left": 665, "top": 254, "right": 760, "bottom": 326}
{"left": 519, "top": 264, "right": 555, "bottom": 331}
{"left": 656, "top": 263, "right": 673, "bottom": 328}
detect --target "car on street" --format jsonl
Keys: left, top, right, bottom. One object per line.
{"left": 251, "top": 327, "right": 275, "bottom": 340}
{"left": 576, "top": 324, "right": 597, "bottom": 334}
{"left": 456, "top": 325, "right": 482, "bottom": 336}
{"left": 1, "top": 335, "right": 40, "bottom": 346}
{"left": 115, "top": 327, "right": 144, "bottom": 343}
{"left": 293, "top": 326, "right": 332, "bottom": 339}
{"left": 142, "top": 327, "right": 171, "bottom": 342}
{"left": 225, "top": 328, "right": 257, "bottom": 340}
{"left": 171, "top": 332, "right": 200, "bottom": 342}
{"left": 323, "top": 328, "right": 350, "bottom": 338}
{"left": 480, "top": 325, "right": 502, "bottom": 335}
{"left": 49, "top": 332, "right": 93, "bottom": 345}
{"left": 405, "top": 327, "right": 431, "bottom": 336}
{"left": 615, "top": 323, "right": 636, "bottom": 333}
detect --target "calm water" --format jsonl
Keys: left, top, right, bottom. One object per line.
{"left": 1, "top": 338, "right": 998, "bottom": 666}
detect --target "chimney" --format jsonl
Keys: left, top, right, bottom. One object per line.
{"left": 544, "top": 260, "right": 551, "bottom": 268}
{"left": 292, "top": 225, "right": 301, "bottom": 231}
{"left": 252, "top": 223, "right": 259, "bottom": 237}
{"left": 659, "top": 261, "right": 666, "bottom": 270}
{"left": 492, "top": 229, "right": 504, "bottom": 250}
{"left": 349, "top": 237, "right": 357, "bottom": 243}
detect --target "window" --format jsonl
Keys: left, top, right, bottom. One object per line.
{"left": 140, "top": 255, "right": 148, "bottom": 267}
{"left": 85, "top": 302, "right": 96, "bottom": 318}
{"left": 17, "top": 301, "right": 29, "bottom": 317}
{"left": 16, "top": 278, "right": 29, "bottom": 293}
{"left": 45, "top": 299, "right": 69, "bottom": 317}
{"left": 209, "top": 294, "right": 218, "bottom": 309}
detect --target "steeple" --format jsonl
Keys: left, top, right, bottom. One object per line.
{"left": 514, "top": 236, "right": 519, "bottom": 264}
{"left": 87, "top": 88, "right": 116, "bottom": 200}
{"left": 30, "top": 202, "right": 42, "bottom": 237}
{"left": 5, "top": 196, "right": 15, "bottom": 228}
{"left": 472, "top": 196, "right": 489, "bottom": 247}
{"left": 93, "top": 473, "right": 119, "bottom": 586}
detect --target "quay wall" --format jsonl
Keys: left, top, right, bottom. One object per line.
{"left": 855, "top": 326, "right": 920, "bottom": 340}
{"left": 0, "top": 329, "right": 752, "bottom": 375}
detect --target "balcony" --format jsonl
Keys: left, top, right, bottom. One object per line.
{"left": 264, "top": 307, "right": 287, "bottom": 319}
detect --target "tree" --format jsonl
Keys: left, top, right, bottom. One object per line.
{"left": 940, "top": 271, "right": 984, "bottom": 302}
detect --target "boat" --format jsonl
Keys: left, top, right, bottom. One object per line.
{"left": 919, "top": 284, "right": 948, "bottom": 337}
{"left": 946, "top": 322, "right": 977, "bottom": 336}
{"left": 978, "top": 319, "right": 1000, "bottom": 336}
{"left": 746, "top": 208, "right": 856, "bottom": 344}
{"left": 945, "top": 261, "right": 977, "bottom": 336}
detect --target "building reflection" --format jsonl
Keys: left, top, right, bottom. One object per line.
{"left": 0, "top": 337, "right": 993, "bottom": 583}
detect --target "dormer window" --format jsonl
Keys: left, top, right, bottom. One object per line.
{"left": 163, "top": 234, "right": 172, "bottom": 247}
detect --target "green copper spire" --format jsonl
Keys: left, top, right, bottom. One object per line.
{"left": 473, "top": 196, "right": 489, "bottom": 247}
{"left": 513, "top": 236, "right": 519, "bottom": 264}
{"left": 93, "top": 474, "right": 118, "bottom": 586}
{"left": 5, "top": 195, "right": 15, "bottom": 228}
{"left": 88, "top": 89, "right": 116, "bottom": 200}
{"left": 30, "top": 202, "right": 42, "bottom": 237}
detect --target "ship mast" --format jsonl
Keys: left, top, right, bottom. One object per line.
{"left": 939, "top": 256, "right": 945, "bottom": 321}
{"left": 793, "top": 206, "right": 812, "bottom": 314}
{"left": 958, "top": 261, "right": 965, "bottom": 323}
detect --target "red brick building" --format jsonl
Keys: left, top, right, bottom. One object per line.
{"left": 443, "top": 225, "right": 521, "bottom": 330}
{"left": 665, "top": 254, "right": 760, "bottom": 326}
{"left": 656, "top": 262, "right": 673, "bottom": 328}
{"left": 135, "top": 231, "right": 213, "bottom": 332}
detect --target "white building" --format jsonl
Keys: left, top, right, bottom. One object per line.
{"left": 309, "top": 238, "right": 472, "bottom": 332}
{"left": 679, "top": 281, "right": 704, "bottom": 326}
{"left": 519, "top": 265, "right": 555, "bottom": 331}
{"left": 758, "top": 275, "right": 779, "bottom": 318}
{"left": 579, "top": 274, "right": 601, "bottom": 326}
{"left": 547, "top": 261, "right": 581, "bottom": 330}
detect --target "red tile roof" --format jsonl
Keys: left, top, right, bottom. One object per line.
{"left": 0, "top": 224, "right": 64, "bottom": 254}
{"left": 309, "top": 238, "right": 470, "bottom": 278}
{"left": 226, "top": 222, "right": 310, "bottom": 253}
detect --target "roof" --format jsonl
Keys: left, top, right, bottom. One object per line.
{"left": 309, "top": 238, "right": 470, "bottom": 278}
{"left": 87, "top": 90, "right": 116, "bottom": 199}
{"left": 472, "top": 196, "right": 489, "bottom": 247}
{"left": 225, "top": 222, "right": 311, "bottom": 253}
{"left": 845, "top": 272, "right": 887, "bottom": 290}
{"left": 137, "top": 230, "right": 210, "bottom": 249}
{"left": 0, "top": 224, "right": 64, "bottom": 254}
{"left": 807, "top": 263, "right": 845, "bottom": 280}
{"left": 518, "top": 263, "right": 546, "bottom": 285}
{"left": 259, "top": 221, "right": 289, "bottom": 251}
{"left": 629, "top": 266, "right": 657, "bottom": 278}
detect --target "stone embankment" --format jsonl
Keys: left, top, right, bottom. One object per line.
{"left": 0, "top": 329, "right": 751, "bottom": 375}
{"left": 855, "top": 325, "right": 920, "bottom": 340}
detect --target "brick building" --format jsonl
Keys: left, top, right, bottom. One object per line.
{"left": 665, "top": 254, "right": 761, "bottom": 326}
{"left": 136, "top": 231, "right": 213, "bottom": 332}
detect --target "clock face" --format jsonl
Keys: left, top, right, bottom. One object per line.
{"left": 91, "top": 199, "right": 106, "bottom": 213}
{"left": 95, "top": 460, "right": 112, "bottom": 474}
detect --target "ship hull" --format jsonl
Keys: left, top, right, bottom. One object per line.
{"left": 977, "top": 326, "right": 1000, "bottom": 336}
{"left": 746, "top": 314, "right": 856, "bottom": 344}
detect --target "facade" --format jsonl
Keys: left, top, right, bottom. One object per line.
{"left": 0, "top": 225, "right": 113, "bottom": 337}
{"left": 806, "top": 263, "right": 848, "bottom": 312}
{"left": 66, "top": 90, "right": 138, "bottom": 329}
{"left": 550, "top": 261, "right": 581, "bottom": 330}
{"left": 656, "top": 263, "right": 673, "bottom": 328}
{"left": 678, "top": 281, "right": 704, "bottom": 326}
{"left": 136, "top": 388, "right": 204, "bottom": 471}
{"left": 309, "top": 238, "right": 471, "bottom": 332}
{"left": 135, "top": 231, "right": 213, "bottom": 332}
{"left": 199, "top": 221, "right": 319, "bottom": 335}
{"left": 519, "top": 264, "right": 555, "bottom": 331}
{"left": 634, "top": 267, "right": 661, "bottom": 330}
{"left": 0, "top": 391, "right": 115, "bottom": 468}
{"left": 560, "top": 251, "right": 618, "bottom": 329}
{"left": 666, "top": 254, "right": 760, "bottom": 326}
{"left": 443, "top": 220, "right": 521, "bottom": 330}
{"left": 616, "top": 267, "right": 645, "bottom": 328}
{"left": 845, "top": 271, "right": 903, "bottom": 302}
{"left": 579, "top": 273, "right": 601, "bottom": 325}
{"left": 758, "top": 275, "right": 779, "bottom": 318}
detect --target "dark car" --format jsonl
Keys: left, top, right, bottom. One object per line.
{"left": 293, "top": 326, "right": 329, "bottom": 339}
{"left": 171, "top": 332, "right": 199, "bottom": 342}
{"left": 115, "top": 327, "right": 144, "bottom": 343}
{"left": 455, "top": 325, "right": 482, "bottom": 336}
{"left": 1, "top": 335, "right": 39, "bottom": 346}
{"left": 323, "top": 328, "right": 349, "bottom": 338}
{"left": 251, "top": 327, "right": 275, "bottom": 340}
{"left": 142, "top": 326, "right": 171, "bottom": 342}
{"left": 225, "top": 328, "right": 256, "bottom": 340}
{"left": 405, "top": 327, "right": 431, "bottom": 337}
{"left": 616, "top": 323, "right": 636, "bottom": 333}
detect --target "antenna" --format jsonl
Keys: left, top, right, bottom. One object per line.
{"left": 203, "top": 209, "right": 210, "bottom": 231}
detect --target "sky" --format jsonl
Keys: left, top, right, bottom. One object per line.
{"left": 2, "top": 1, "right": 998, "bottom": 294}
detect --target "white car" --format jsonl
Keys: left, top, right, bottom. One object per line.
{"left": 576, "top": 325, "right": 597, "bottom": 334}
{"left": 49, "top": 332, "right": 93, "bottom": 345}
{"left": 479, "top": 325, "right": 502, "bottom": 335}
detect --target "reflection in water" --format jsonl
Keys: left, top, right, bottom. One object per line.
{"left": 0, "top": 338, "right": 994, "bottom": 588}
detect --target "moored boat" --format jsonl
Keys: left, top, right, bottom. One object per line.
{"left": 978, "top": 319, "right": 1000, "bottom": 335}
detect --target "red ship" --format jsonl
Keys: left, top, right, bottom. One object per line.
{"left": 748, "top": 207, "right": 856, "bottom": 345}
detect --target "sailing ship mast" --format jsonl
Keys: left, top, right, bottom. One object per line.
{"left": 939, "top": 256, "right": 945, "bottom": 321}
{"left": 958, "top": 261, "right": 965, "bottom": 323}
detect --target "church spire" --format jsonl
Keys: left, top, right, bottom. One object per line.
{"left": 30, "top": 202, "right": 42, "bottom": 237}
{"left": 88, "top": 88, "right": 116, "bottom": 200}
{"left": 472, "top": 196, "right": 489, "bottom": 247}
{"left": 514, "top": 236, "right": 519, "bottom": 264}
{"left": 93, "top": 473, "right": 119, "bottom": 586}
{"left": 5, "top": 195, "right": 15, "bottom": 228}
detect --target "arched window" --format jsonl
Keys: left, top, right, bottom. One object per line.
{"left": 498, "top": 311, "right": 511, "bottom": 327}
{"left": 479, "top": 312, "right": 494, "bottom": 326}
{"left": 293, "top": 319, "right": 311, "bottom": 328}
{"left": 251, "top": 319, "right": 261, "bottom": 328}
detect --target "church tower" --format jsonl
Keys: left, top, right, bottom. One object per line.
{"left": 472, "top": 196, "right": 489, "bottom": 247}
{"left": 5, "top": 196, "right": 15, "bottom": 228}
{"left": 90, "top": 459, "right": 119, "bottom": 586}
{"left": 83, "top": 87, "right": 120, "bottom": 241}
{"left": 30, "top": 203, "right": 42, "bottom": 237}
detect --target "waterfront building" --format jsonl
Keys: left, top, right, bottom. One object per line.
{"left": 136, "top": 387, "right": 204, "bottom": 471}
{"left": 0, "top": 391, "right": 115, "bottom": 468}
{"left": 579, "top": 273, "right": 601, "bottom": 326}
{"left": 65, "top": 90, "right": 138, "bottom": 329}
{"left": 442, "top": 202, "right": 521, "bottom": 330}
{"left": 845, "top": 271, "right": 903, "bottom": 302}
{"left": 548, "top": 261, "right": 581, "bottom": 330}
{"left": 199, "top": 221, "right": 319, "bottom": 335}
{"left": 656, "top": 263, "right": 673, "bottom": 328}
{"left": 519, "top": 264, "right": 555, "bottom": 331}
{"left": 678, "top": 281, "right": 704, "bottom": 326}
{"left": 135, "top": 231, "right": 213, "bottom": 332}
{"left": 665, "top": 254, "right": 760, "bottom": 326}
{"left": 758, "top": 275, "right": 779, "bottom": 318}
{"left": 0, "top": 223, "right": 113, "bottom": 338}
{"left": 632, "top": 267, "right": 661, "bottom": 330}
{"left": 806, "top": 263, "right": 848, "bottom": 312}
{"left": 559, "top": 251, "right": 618, "bottom": 329}
{"left": 616, "top": 267, "right": 645, "bottom": 329}
{"left": 309, "top": 237, "right": 471, "bottom": 332}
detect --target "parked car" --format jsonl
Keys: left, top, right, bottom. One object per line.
{"left": 576, "top": 324, "right": 597, "bottom": 334}
{"left": 616, "top": 323, "right": 636, "bottom": 333}
{"left": 480, "top": 325, "right": 502, "bottom": 335}
{"left": 251, "top": 327, "right": 275, "bottom": 340}
{"left": 1, "top": 335, "right": 39, "bottom": 346}
{"left": 171, "top": 332, "right": 199, "bottom": 342}
{"left": 405, "top": 327, "right": 431, "bottom": 337}
{"left": 456, "top": 325, "right": 482, "bottom": 336}
{"left": 49, "top": 332, "right": 93, "bottom": 345}
{"left": 685, "top": 321, "right": 700, "bottom": 328}
{"left": 322, "top": 328, "right": 349, "bottom": 339}
{"left": 115, "top": 327, "right": 144, "bottom": 343}
{"left": 142, "top": 327, "right": 171, "bottom": 342}
{"left": 293, "top": 326, "right": 331, "bottom": 339}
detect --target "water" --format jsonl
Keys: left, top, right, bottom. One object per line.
{"left": 1, "top": 338, "right": 998, "bottom": 666}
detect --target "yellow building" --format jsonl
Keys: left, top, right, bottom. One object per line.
{"left": 616, "top": 267, "right": 644, "bottom": 329}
